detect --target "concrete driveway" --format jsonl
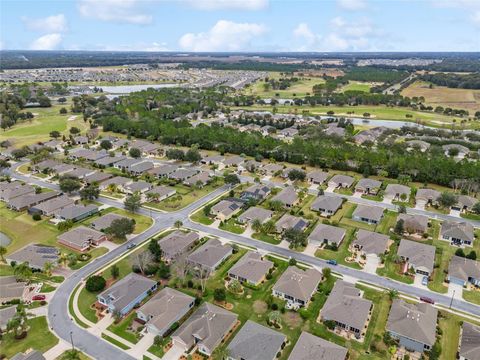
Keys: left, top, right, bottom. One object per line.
{"left": 413, "top": 274, "right": 428, "bottom": 289}
{"left": 449, "top": 209, "right": 461, "bottom": 217}
{"left": 448, "top": 282, "right": 464, "bottom": 300}
{"left": 162, "top": 343, "right": 185, "bottom": 360}
{"left": 364, "top": 255, "right": 380, "bottom": 274}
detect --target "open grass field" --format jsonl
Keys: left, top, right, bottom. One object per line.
{"left": 244, "top": 75, "right": 325, "bottom": 98}
{"left": 402, "top": 80, "right": 480, "bottom": 113}
{"left": 0, "top": 104, "right": 90, "bottom": 147}
{"left": 338, "top": 81, "right": 373, "bottom": 93}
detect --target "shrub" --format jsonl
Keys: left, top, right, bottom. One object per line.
{"left": 32, "top": 213, "right": 41, "bottom": 221}
{"left": 85, "top": 275, "right": 106, "bottom": 292}
{"left": 289, "top": 258, "right": 297, "bottom": 266}
{"left": 271, "top": 303, "right": 278, "bottom": 310}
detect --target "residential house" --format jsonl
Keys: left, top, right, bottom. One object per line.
{"left": 158, "top": 231, "right": 199, "bottom": 263}
{"left": 57, "top": 225, "right": 106, "bottom": 252}
{"left": 51, "top": 163, "right": 76, "bottom": 176}
{"left": 54, "top": 204, "right": 98, "bottom": 222}
{"left": 352, "top": 230, "right": 390, "bottom": 256}
{"left": 114, "top": 158, "right": 143, "bottom": 171}
{"left": 271, "top": 186, "right": 298, "bottom": 208}
{"left": 90, "top": 213, "right": 130, "bottom": 232}
{"left": 129, "top": 161, "right": 154, "bottom": 176}
{"left": 97, "top": 273, "right": 157, "bottom": 317}
{"left": 352, "top": 204, "right": 384, "bottom": 225}
{"left": 405, "top": 140, "right": 430, "bottom": 152}
{"left": 272, "top": 267, "right": 322, "bottom": 307}
{"left": 275, "top": 214, "right": 309, "bottom": 233}
{"left": 222, "top": 156, "right": 244, "bottom": 168}
{"left": 397, "top": 213, "right": 429, "bottom": 235}
{"left": 136, "top": 287, "right": 195, "bottom": 337}
{"left": 73, "top": 135, "right": 89, "bottom": 144}
{"left": 261, "top": 163, "right": 284, "bottom": 176}
{"left": 310, "top": 195, "right": 343, "bottom": 216}
{"left": 397, "top": 239, "right": 435, "bottom": 276}
{"left": 386, "top": 299, "right": 438, "bottom": 353}
{"left": 355, "top": 179, "right": 382, "bottom": 195}
{"left": 7, "top": 191, "right": 61, "bottom": 212}
{"left": 98, "top": 176, "right": 132, "bottom": 191}
{"left": 148, "top": 164, "right": 178, "bottom": 178}
{"left": 415, "top": 189, "right": 440, "bottom": 208}
{"left": 459, "top": 322, "right": 480, "bottom": 360}
{"left": 172, "top": 302, "right": 238, "bottom": 356}
{"left": 146, "top": 185, "right": 176, "bottom": 201}
{"left": 201, "top": 155, "right": 224, "bottom": 166}
{"left": 32, "top": 159, "right": 61, "bottom": 173}
{"left": 211, "top": 198, "right": 244, "bottom": 221}
{"left": 65, "top": 167, "right": 96, "bottom": 180}
{"left": 240, "top": 184, "right": 271, "bottom": 201}
{"left": 325, "top": 123, "right": 346, "bottom": 137}
{"left": 384, "top": 184, "right": 410, "bottom": 202}
{"left": 227, "top": 320, "right": 286, "bottom": 360}
{"left": 328, "top": 175, "right": 354, "bottom": 189}
{"left": 10, "top": 350, "right": 46, "bottom": 360}
{"left": 94, "top": 155, "right": 126, "bottom": 168}
{"left": 307, "top": 170, "right": 329, "bottom": 185}
{"left": 278, "top": 127, "right": 299, "bottom": 140}
{"left": 320, "top": 280, "right": 373, "bottom": 338}
{"left": 183, "top": 171, "right": 211, "bottom": 187}
{"left": 448, "top": 256, "right": 480, "bottom": 287}
{"left": 288, "top": 331, "right": 347, "bottom": 360}
{"left": 440, "top": 221, "right": 474, "bottom": 247}
{"left": 0, "top": 276, "right": 26, "bottom": 303}
{"left": 228, "top": 252, "right": 273, "bottom": 286}
{"left": 6, "top": 244, "right": 59, "bottom": 271}
{"left": 237, "top": 207, "right": 273, "bottom": 225}
{"left": 187, "top": 239, "right": 233, "bottom": 273}
{"left": 0, "top": 183, "right": 35, "bottom": 202}
{"left": 123, "top": 180, "right": 152, "bottom": 195}
{"left": 453, "top": 195, "right": 478, "bottom": 213}
{"left": 29, "top": 195, "right": 75, "bottom": 216}
{"left": 308, "top": 223, "right": 346, "bottom": 248}
{"left": 353, "top": 127, "right": 387, "bottom": 145}
{"left": 84, "top": 171, "right": 113, "bottom": 185}
{"left": 168, "top": 168, "right": 198, "bottom": 182}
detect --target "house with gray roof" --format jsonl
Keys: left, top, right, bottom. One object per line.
{"left": 453, "top": 195, "right": 478, "bottom": 213}
{"left": 237, "top": 206, "right": 273, "bottom": 225}
{"left": 114, "top": 158, "right": 144, "bottom": 171}
{"left": 310, "top": 195, "right": 343, "bottom": 216}
{"left": 228, "top": 252, "right": 273, "bottom": 286}
{"left": 98, "top": 176, "right": 132, "bottom": 190}
{"left": 352, "top": 204, "right": 384, "bottom": 225}
{"left": 33, "top": 159, "right": 61, "bottom": 173}
{"left": 7, "top": 191, "right": 61, "bottom": 212}
{"left": 397, "top": 239, "right": 436, "bottom": 276}
{"left": 136, "top": 287, "right": 195, "bottom": 337}
{"left": 29, "top": 195, "right": 75, "bottom": 216}
{"left": 328, "top": 174, "right": 354, "bottom": 189}
{"left": 223, "top": 155, "right": 244, "bottom": 167}
{"left": 0, "top": 276, "right": 26, "bottom": 303}
{"left": 240, "top": 184, "right": 271, "bottom": 201}
{"left": 90, "top": 213, "right": 130, "bottom": 232}
{"left": 201, "top": 155, "right": 224, "bottom": 166}
{"left": 272, "top": 267, "right": 322, "bottom": 307}
{"left": 123, "top": 180, "right": 152, "bottom": 195}
{"left": 73, "top": 135, "right": 89, "bottom": 144}
{"left": 308, "top": 223, "right": 346, "bottom": 247}
{"left": 275, "top": 214, "right": 309, "bottom": 233}
{"left": 158, "top": 231, "right": 199, "bottom": 262}
{"left": 397, "top": 213, "right": 429, "bottom": 235}
{"left": 384, "top": 184, "right": 410, "bottom": 201}
{"left": 168, "top": 168, "right": 198, "bottom": 181}
{"left": 405, "top": 140, "right": 431, "bottom": 152}
{"left": 187, "top": 239, "right": 233, "bottom": 273}
{"left": 172, "top": 302, "right": 238, "bottom": 356}
{"left": 54, "top": 204, "right": 98, "bottom": 222}
{"left": 0, "top": 306, "right": 16, "bottom": 331}
{"left": 148, "top": 164, "right": 179, "bottom": 178}
{"left": 352, "top": 230, "right": 390, "bottom": 256}
{"left": 84, "top": 171, "right": 113, "bottom": 185}
{"left": 211, "top": 198, "right": 244, "bottom": 221}
{"left": 97, "top": 273, "right": 157, "bottom": 317}
{"left": 271, "top": 186, "right": 298, "bottom": 208}
{"left": 129, "top": 161, "right": 154, "bottom": 176}
{"left": 65, "top": 167, "right": 96, "bottom": 180}
{"left": 278, "top": 127, "right": 299, "bottom": 140}
{"left": 146, "top": 186, "right": 176, "bottom": 201}
{"left": 260, "top": 163, "right": 284, "bottom": 176}
{"left": 307, "top": 170, "right": 329, "bottom": 185}
{"left": 320, "top": 280, "right": 373, "bottom": 339}
{"left": 448, "top": 256, "right": 480, "bottom": 287}
{"left": 459, "top": 322, "right": 480, "bottom": 360}
{"left": 415, "top": 188, "right": 441, "bottom": 208}
{"left": 6, "top": 244, "right": 59, "bottom": 271}
{"left": 0, "top": 183, "right": 35, "bottom": 202}
{"left": 440, "top": 221, "right": 474, "bottom": 247}
{"left": 288, "top": 331, "right": 347, "bottom": 360}
{"left": 51, "top": 163, "right": 75, "bottom": 175}
{"left": 227, "top": 320, "right": 286, "bottom": 360}
{"left": 386, "top": 299, "right": 438, "bottom": 353}
{"left": 183, "top": 171, "right": 211, "bottom": 187}
{"left": 94, "top": 155, "right": 126, "bottom": 167}
{"left": 10, "top": 350, "right": 45, "bottom": 360}
{"left": 355, "top": 178, "right": 382, "bottom": 195}
{"left": 57, "top": 225, "right": 106, "bottom": 252}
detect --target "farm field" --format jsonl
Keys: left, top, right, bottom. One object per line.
{"left": 401, "top": 80, "right": 480, "bottom": 113}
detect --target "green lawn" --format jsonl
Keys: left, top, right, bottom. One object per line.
{"left": 41, "top": 283, "right": 56, "bottom": 293}
{"left": 1, "top": 316, "right": 59, "bottom": 358}
{"left": 219, "top": 218, "right": 245, "bottom": 234}
{"left": 0, "top": 264, "right": 15, "bottom": 276}
{"left": 78, "top": 287, "right": 100, "bottom": 324}
{"left": 107, "top": 312, "right": 139, "bottom": 344}
{"left": 69, "top": 285, "right": 90, "bottom": 328}
{"left": 463, "top": 289, "right": 480, "bottom": 305}
{"left": 376, "top": 211, "right": 398, "bottom": 235}
{"left": 252, "top": 231, "right": 281, "bottom": 244}
{"left": 244, "top": 76, "right": 325, "bottom": 98}
{"left": 315, "top": 227, "right": 361, "bottom": 269}
{"left": 438, "top": 312, "right": 462, "bottom": 360}
{"left": 84, "top": 208, "right": 153, "bottom": 234}
{"left": 101, "top": 333, "right": 131, "bottom": 350}
{"left": 56, "top": 351, "right": 91, "bottom": 360}
{"left": 376, "top": 241, "right": 414, "bottom": 284}
{"left": 190, "top": 208, "right": 215, "bottom": 225}
{"left": 147, "top": 337, "right": 171, "bottom": 358}
{"left": 339, "top": 81, "right": 372, "bottom": 93}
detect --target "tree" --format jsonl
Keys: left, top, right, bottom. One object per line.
{"left": 194, "top": 267, "right": 210, "bottom": 293}
{"left": 0, "top": 245, "right": 6, "bottom": 261}
{"left": 61, "top": 349, "right": 82, "bottom": 360}
{"left": 124, "top": 193, "right": 141, "bottom": 213}
{"left": 79, "top": 183, "right": 100, "bottom": 200}
{"left": 472, "top": 202, "right": 480, "bottom": 215}
{"left": 106, "top": 218, "right": 135, "bottom": 240}
{"left": 174, "top": 220, "right": 183, "bottom": 229}
{"left": 268, "top": 200, "right": 283, "bottom": 212}
{"left": 289, "top": 258, "right": 297, "bottom": 266}
{"left": 288, "top": 169, "right": 306, "bottom": 181}
{"left": 212, "top": 347, "right": 230, "bottom": 360}
{"left": 7, "top": 304, "right": 28, "bottom": 338}
{"left": 59, "top": 107, "right": 68, "bottom": 114}
{"left": 85, "top": 275, "right": 106, "bottom": 292}
{"left": 283, "top": 228, "right": 307, "bottom": 248}
{"left": 157, "top": 261, "right": 170, "bottom": 279}
{"left": 398, "top": 204, "right": 406, "bottom": 214}
{"left": 49, "top": 130, "right": 61, "bottom": 139}
{"left": 455, "top": 248, "right": 465, "bottom": 258}
{"left": 251, "top": 219, "right": 263, "bottom": 233}
{"left": 69, "top": 127, "right": 81, "bottom": 135}
{"left": 129, "top": 147, "right": 141, "bottom": 158}
{"left": 214, "top": 288, "right": 227, "bottom": 303}
{"left": 100, "top": 140, "right": 112, "bottom": 150}
{"left": 13, "top": 262, "right": 32, "bottom": 282}
{"left": 466, "top": 250, "right": 477, "bottom": 260}
{"left": 224, "top": 174, "right": 240, "bottom": 185}
{"left": 149, "top": 238, "right": 163, "bottom": 261}
{"left": 59, "top": 176, "right": 81, "bottom": 194}
{"left": 394, "top": 219, "right": 404, "bottom": 235}
{"left": 322, "top": 267, "right": 331, "bottom": 280}
{"left": 43, "top": 261, "right": 54, "bottom": 277}
{"left": 185, "top": 147, "right": 201, "bottom": 163}
{"left": 111, "top": 264, "right": 120, "bottom": 279}
{"left": 386, "top": 289, "right": 399, "bottom": 300}
{"left": 437, "top": 192, "right": 457, "bottom": 209}
{"left": 262, "top": 220, "right": 275, "bottom": 234}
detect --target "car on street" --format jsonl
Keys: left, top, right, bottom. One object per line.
{"left": 126, "top": 242, "right": 137, "bottom": 249}
{"left": 32, "top": 295, "right": 46, "bottom": 301}
{"left": 326, "top": 259, "right": 337, "bottom": 265}
{"left": 420, "top": 296, "right": 435, "bottom": 304}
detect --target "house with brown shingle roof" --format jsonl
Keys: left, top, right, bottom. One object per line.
{"left": 459, "top": 322, "right": 480, "bottom": 360}
{"left": 288, "top": 331, "right": 348, "bottom": 360}
{"left": 228, "top": 252, "right": 273, "bottom": 286}
{"left": 272, "top": 267, "right": 322, "bottom": 307}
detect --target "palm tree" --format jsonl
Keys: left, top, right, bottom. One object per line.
{"left": 174, "top": 220, "right": 183, "bottom": 229}
{"left": 61, "top": 349, "right": 81, "bottom": 360}
{"left": 386, "top": 289, "right": 398, "bottom": 300}
{"left": 58, "top": 253, "right": 68, "bottom": 267}
{"left": 14, "top": 262, "right": 32, "bottom": 282}
{"left": 262, "top": 220, "right": 275, "bottom": 234}
{"left": 251, "top": 219, "right": 263, "bottom": 233}
{"left": 213, "top": 346, "right": 230, "bottom": 360}
{"left": 43, "top": 261, "right": 54, "bottom": 277}
{"left": 146, "top": 192, "right": 160, "bottom": 202}
{"left": 0, "top": 245, "right": 6, "bottom": 262}
{"left": 107, "top": 183, "right": 117, "bottom": 193}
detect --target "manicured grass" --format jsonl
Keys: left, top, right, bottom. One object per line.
{"left": 244, "top": 76, "right": 325, "bottom": 98}
{"left": 438, "top": 312, "right": 462, "bottom": 360}
{"left": 0, "top": 264, "right": 15, "bottom": 276}
{"left": 56, "top": 351, "right": 91, "bottom": 360}
{"left": 1, "top": 316, "right": 59, "bottom": 358}
{"left": 339, "top": 81, "right": 372, "bottom": 93}
{"left": 219, "top": 218, "right": 245, "bottom": 234}
{"left": 78, "top": 287, "right": 100, "bottom": 324}
{"left": 252, "top": 231, "right": 280, "bottom": 244}
{"left": 463, "top": 289, "right": 480, "bottom": 305}
{"left": 190, "top": 208, "right": 214, "bottom": 225}
{"left": 69, "top": 286, "right": 90, "bottom": 328}
{"left": 107, "top": 312, "right": 139, "bottom": 344}
{"left": 376, "top": 241, "right": 414, "bottom": 284}
{"left": 315, "top": 227, "right": 362, "bottom": 270}
{"left": 376, "top": 211, "right": 398, "bottom": 235}
{"left": 41, "top": 283, "right": 56, "bottom": 293}
{"left": 101, "top": 333, "right": 131, "bottom": 350}
{"left": 461, "top": 212, "right": 480, "bottom": 221}
{"left": 69, "top": 247, "right": 109, "bottom": 270}
{"left": 147, "top": 337, "right": 171, "bottom": 358}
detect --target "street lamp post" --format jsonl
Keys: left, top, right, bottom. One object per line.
{"left": 70, "top": 330, "right": 75, "bottom": 351}
{"left": 449, "top": 290, "right": 455, "bottom": 309}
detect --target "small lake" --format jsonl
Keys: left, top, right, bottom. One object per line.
{"left": 92, "top": 84, "right": 177, "bottom": 94}
{"left": 0, "top": 232, "right": 11, "bottom": 247}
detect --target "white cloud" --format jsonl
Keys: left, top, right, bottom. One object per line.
{"left": 184, "top": 0, "right": 268, "bottom": 11}
{"left": 179, "top": 20, "right": 267, "bottom": 51}
{"left": 30, "top": 33, "right": 63, "bottom": 50}
{"left": 22, "top": 14, "right": 68, "bottom": 33}
{"left": 430, "top": 0, "right": 480, "bottom": 27}
{"left": 78, "top": 0, "right": 152, "bottom": 24}
{"left": 337, "top": 0, "right": 367, "bottom": 11}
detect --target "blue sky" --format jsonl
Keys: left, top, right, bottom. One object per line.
{"left": 1, "top": 0, "right": 479, "bottom": 52}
